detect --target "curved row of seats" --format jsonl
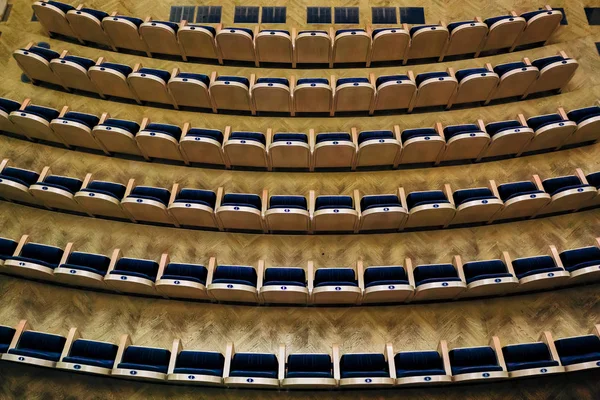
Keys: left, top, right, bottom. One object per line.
{"left": 2, "top": 97, "right": 598, "bottom": 170}
{"left": 2, "top": 319, "right": 599, "bottom": 389}
{"left": 32, "top": 1, "right": 563, "bottom": 67}
{"left": 13, "top": 44, "right": 578, "bottom": 114}
{"left": 1, "top": 233, "right": 600, "bottom": 304}
{"left": 1, "top": 159, "right": 599, "bottom": 232}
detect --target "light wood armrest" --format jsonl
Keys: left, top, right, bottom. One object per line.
{"left": 485, "top": 63, "right": 493, "bottom": 72}
{"left": 557, "top": 107, "right": 568, "bottom": 121}
{"left": 19, "top": 98, "right": 31, "bottom": 111}
{"left": 447, "top": 67, "right": 455, "bottom": 78}
{"left": 353, "top": 189, "right": 361, "bottom": 218}
{"left": 592, "top": 324, "right": 600, "bottom": 337}
{"left": 261, "top": 188, "right": 268, "bottom": 218}
{"left": 139, "top": 117, "right": 150, "bottom": 131}
{"left": 113, "top": 334, "right": 132, "bottom": 369}
{"left": 58, "top": 242, "right": 74, "bottom": 266}
{"left": 265, "top": 128, "right": 272, "bottom": 150}
{"left": 13, "top": 235, "right": 30, "bottom": 257}
{"left": 549, "top": 245, "right": 564, "bottom": 269}
{"left": 81, "top": 173, "right": 93, "bottom": 190}
{"left": 434, "top": 122, "right": 444, "bottom": 138}
{"left": 209, "top": 71, "right": 217, "bottom": 85}
{"left": 307, "top": 261, "right": 314, "bottom": 293}
{"left": 215, "top": 187, "right": 224, "bottom": 210}
{"left": 9, "top": 320, "right": 30, "bottom": 350}
{"left": 490, "top": 336, "right": 507, "bottom": 370}
{"left": 488, "top": 180, "right": 500, "bottom": 199}
{"left": 532, "top": 175, "right": 545, "bottom": 191}
{"left": 278, "top": 344, "right": 286, "bottom": 380}
{"left": 223, "top": 126, "right": 231, "bottom": 143}
{"left": 575, "top": 168, "right": 588, "bottom": 184}
{"left": 99, "top": 112, "right": 109, "bottom": 124}
{"left": 144, "top": 16, "right": 151, "bottom": 23}
{"left": 393, "top": 125, "right": 402, "bottom": 145}
{"left": 170, "top": 68, "right": 179, "bottom": 80}
{"left": 540, "top": 331, "right": 561, "bottom": 364}
{"left": 58, "top": 105, "right": 69, "bottom": 118}
{"left": 168, "top": 339, "right": 182, "bottom": 374}
{"left": 38, "top": 166, "right": 50, "bottom": 182}
{"left": 444, "top": 183, "right": 454, "bottom": 205}
{"left": 124, "top": 178, "right": 135, "bottom": 198}
{"left": 386, "top": 343, "right": 396, "bottom": 379}
{"left": 206, "top": 256, "right": 217, "bottom": 286}
{"left": 544, "top": 5, "right": 553, "bottom": 11}
{"left": 157, "top": 253, "right": 170, "bottom": 280}
{"left": 517, "top": 113, "right": 528, "bottom": 126}
{"left": 405, "top": 257, "right": 415, "bottom": 287}
{"left": 249, "top": 73, "right": 255, "bottom": 89}
{"left": 502, "top": 251, "right": 516, "bottom": 276}
{"left": 133, "top": 63, "right": 141, "bottom": 73}
{"left": 436, "top": 340, "right": 451, "bottom": 375}
{"left": 407, "top": 70, "right": 415, "bottom": 82}
{"left": 181, "top": 122, "right": 190, "bottom": 139}
{"left": 95, "top": 57, "right": 104, "bottom": 66}
{"left": 309, "top": 128, "right": 315, "bottom": 153}
{"left": 329, "top": 27, "right": 335, "bottom": 44}
{"left": 595, "top": 237, "right": 600, "bottom": 249}
{"left": 168, "top": 183, "right": 179, "bottom": 206}
{"left": 475, "top": 16, "right": 483, "bottom": 23}
{"left": 477, "top": 119, "right": 486, "bottom": 133}
{"left": 357, "top": 260, "right": 364, "bottom": 292}
{"left": 60, "top": 327, "right": 80, "bottom": 361}
{"left": 180, "top": 20, "right": 187, "bottom": 28}
{"left": 257, "top": 260, "right": 264, "bottom": 293}
{"left": 351, "top": 126, "right": 358, "bottom": 149}
{"left": 59, "top": 50, "right": 69, "bottom": 59}
{"left": 453, "top": 255, "right": 466, "bottom": 282}
{"left": 510, "top": 11, "right": 518, "bottom": 17}
{"left": 223, "top": 342, "right": 234, "bottom": 378}
{"left": 0, "top": 159, "right": 7, "bottom": 173}
{"left": 332, "top": 343, "right": 340, "bottom": 381}
{"left": 106, "top": 248, "right": 122, "bottom": 275}
{"left": 523, "top": 57, "right": 532, "bottom": 66}
{"left": 308, "top": 190, "right": 316, "bottom": 217}
{"left": 398, "top": 187, "right": 408, "bottom": 210}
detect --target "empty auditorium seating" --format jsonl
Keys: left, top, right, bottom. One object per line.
{"left": 412, "top": 69, "right": 458, "bottom": 109}
{"left": 4, "top": 235, "right": 63, "bottom": 280}
{"left": 155, "top": 254, "right": 210, "bottom": 300}
{"left": 252, "top": 77, "right": 292, "bottom": 113}
{"left": 0, "top": 321, "right": 19, "bottom": 354}
{"left": 310, "top": 263, "right": 362, "bottom": 305}
{"left": 53, "top": 243, "right": 110, "bottom": 289}
{"left": 404, "top": 187, "right": 455, "bottom": 229}
{"left": 216, "top": 189, "right": 265, "bottom": 232}
{"left": 442, "top": 19, "right": 488, "bottom": 61}
{"left": 222, "top": 129, "right": 268, "bottom": 168}
{"left": 536, "top": 170, "right": 596, "bottom": 215}
{"left": 0, "top": 237, "right": 18, "bottom": 266}
{"left": 440, "top": 122, "right": 490, "bottom": 161}
{"left": 457, "top": 256, "right": 518, "bottom": 297}
{"left": 331, "top": 28, "right": 371, "bottom": 66}
{"left": 88, "top": 58, "right": 138, "bottom": 102}
{"left": 167, "top": 184, "right": 219, "bottom": 229}
{"left": 487, "top": 59, "right": 539, "bottom": 103}
{"left": 338, "top": 345, "right": 395, "bottom": 387}
{"left": 177, "top": 23, "right": 220, "bottom": 62}
{"left": 104, "top": 250, "right": 160, "bottom": 295}
{"left": 370, "top": 74, "right": 417, "bottom": 114}
{"left": 168, "top": 339, "right": 225, "bottom": 385}
{"left": 354, "top": 128, "right": 402, "bottom": 168}
{"left": 179, "top": 126, "right": 226, "bottom": 166}
{"left": 361, "top": 264, "right": 414, "bottom": 303}
{"left": 281, "top": 346, "right": 337, "bottom": 388}
{"left": 397, "top": 126, "right": 446, "bottom": 165}
{"left": 121, "top": 179, "right": 174, "bottom": 225}
{"left": 74, "top": 174, "right": 129, "bottom": 220}
{"left": 564, "top": 104, "right": 600, "bottom": 146}
{"left": 102, "top": 14, "right": 150, "bottom": 56}
{"left": 135, "top": 119, "right": 187, "bottom": 163}
{"left": 0, "top": 159, "right": 41, "bottom": 204}
{"left": 555, "top": 241, "right": 600, "bottom": 284}
{"left": 140, "top": 19, "right": 186, "bottom": 60}
{"left": 13, "top": 43, "right": 67, "bottom": 89}
{"left": 357, "top": 191, "right": 408, "bottom": 231}
{"left": 311, "top": 130, "right": 357, "bottom": 169}
{"left": 223, "top": 344, "right": 281, "bottom": 388}
{"left": 500, "top": 333, "right": 563, "bottom": 378}
{"left": 57, "top": 328, "right": 119, "bottom": 375}
{"left": 406, "top": 24, "right": 449, "bottom": 62}
{"left": 554, "top": 326, "right": 600, "bottom": 372}
{"left": 216, "top": 27, "right": 257, "bottom": 64}
{"left": 259, "top": 265, "right": 309, "bottom": 304}
{"left": 449, "top": 183, "right": 503, "bottom": 225}
{"left": 410, "top": 259, "right": 466, "bottom": 301}
{"left": 448, "top": 339, "right": 508, "bottom": 382}
{"left": 112, "top": 334, "right": 170, "bottom": 380}
{"left": 256, "top": 30, "right": 293, "bottom": 65}
{"left": 32, "top": 1, "right": 79, "bottom": 39}
{"left": 50, "top": 108, "right": 106, "bottom": 152}
{"left": 524, "top": 52, "right": 578, "bottom": 97}
{"left": 449, "top": 65, "right": 498, "bottom": 107}
{"left": 263, "top": 192, "right": 310, "bottom": 232}
{"left": 506, "top": 250, "right": 570, "bottom": 291}
{"left": 310, "top": 192, "right": 359, "bottom": 232}
{"left": 92, "top": 117, "right": 144, "bottom": 157}
{"left": 65, "top": 6, "right": 114, "bottom": 49}
{"left": 206, "top": 260, "right": 260, "bottom": 303}
{"left": 492, "top": 178, "right": 551, "bottom": 221}
{"left": 28, "top": 167, "right": 85, "bottom": 213}
{"left": 127, "top": 65, "right": 178, "bottom": 108}
{"left": 8, "top": 99, "right": 67, "bottom": 144}
{"left": 368, "top": 25, "right": 409, "bottom": 65}
{"left": 521, "top": 111, "right": 576, "bottom": 154}
{"left": 392, "top": 342, "right": 452, "bottom": 385}
{"left": 267, "top": 131, "right": 310, "bottom": 169}
{"left": 209, "top": 74, "right": 255, "bottom": 113}
{"left": 2, "top": 325, "right": 67, "bottom": 368}
{"left": 514, "top": 6, "right": 563, "bottom": 49}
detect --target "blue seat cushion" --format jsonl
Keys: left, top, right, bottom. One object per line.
{"left": 406, "top": 191, "right": 448, "bottom": 210}
{"left": 39, "top": 175, "right": 83, "bottom": 194}
{"left": 455, "top": 68, "right": 493, "bottom": 82}
{"left": 229, "top": 370, "right": 278, "bottom": 378}
{"left": 502, "top": 343, "right": 558, "bottom": 371}
{"left": 65, "top": 338, "right": 118, "bottom": 367}
{"left": 186, "top": 128, "right": 224, "bottom": 143}
{"left": 117, "top": 362, "right": 168, "bottom": 373}
{"left": 357, "top": 130, "right": 394, "bottom": 144}
{"left": 340, "top": 353, "right": 389, "bottom": 378}
{"left": 175, "top": 189, "right": 216, "bottom": 208}
{"left": 511, "top": 256, "right": 560, "bottom": 279}
{"left": 229, "top": 131, "right": 266, "bottom": 145}
{"left": 364, "top": 267, "right": 407, "bottom": 288}
{"left": 230, "top": 353, "right": 278, "bottom": 377}
{"left": 269, "top": 195, "right": 307, "bottom": 210}
{"left": 98, "top": 63, "right": 133, "bottom": 76}
{"left": 26, "top": 45, "right": 59, "bottom": 61}
{"left": 112, "top": 257, "right": 159, "bottom": 281}
{"left": 447, "top": 21, "right": 477, "bottom": 33}
{"left": 47, "top": 1, "right": 75, "bottom": 13}
{"left": 401, "top": 128, "right": 438, "bottom": 142}
{"left": 336, "top": 29, "right": 366, "bottom": 35}
{"left": 314, "top": 268, "right": 357, "bottom": 286}
{"left": 8, "top": 347, "right": 63, "bottom": 362}
{"left": 23, "top": 105, "right": 60, "bottom": 121}
{"left": 336, "top": 77, "right": 370, "bottom": 86}
{"left": 315, "top": 195, "right": 353, "bottom": 211}
{"left": 497, "top": 181, "right": 541, "bottom": 201}
{"left": 110, "top": 269, "right": 155, "bottom": 281}
{"left": 360, "top": 195, "right": 400, "bottom": 211}
{"left": 0, "top": 98, "right": 21, "bottom": 114}
{"left": 221, "top": 193, "right": 261, "bottom": 210}
{"left": 375, "top": 75, "right": 410, "bottom": 87}
{"left": 61, "top": 111, "right": 100, "bottom": 128}
{"left": 62, "top": 55, "right": 95, "bottom": 70}
{"left": 443, "top": 124, "right": 481, "bottom": 141}
{"left": 452, "top": 364, "right": 504, "bottom": 375}
{"left": 394, "top": 351, "right": 445, "bottom": 376}
{"left": 396, "top": 368, "right": 447, "bottom": 378}
{"left": 286, "top": 371, "right": 332, "bottom": 378}
{"left": 264, "top": 267, "right": 306, "bottom": 286}
{"left": 213, "top": 265, "right": 257, "bottom": 287}
{"left": 560, "top": 352, "right": 600, "bottom": 366}
{"left": 63, "top": 251, "right": 111, "bottom": 275}
{"left": 527, "top": 114, "right": 564, "bottom": 131}
{"left": 555, "top": 335, "right": 600, "bottom": 365}
{"left": 215, "top": 76, "right": 250, "bottom": 86}
{"left": 485, "top": 120, "right": 524, "bottom": 137}
{"left": 162, "top": 263, "right": 207, "bottom": 284}
{"left": 567, "top": 106, "right": 600, "bottom": 124}
{"left": 415, "top": 72, "right": 450, "bottom": 86}
{"left": 175, "top": 350, "right": 224, "bottom": 372}
{"left": 272, "top": 133, "right": 308, "bottom": 143}
{"left": 449, "top": 346, "right": 501, "bottom": 375}
{"left": 100, "top": 118, "right": 140, "bottom": 133}
{"left": 452, "top": 188, "right": 496, "bottom": 207}
{"left": 62, "top": 355, "right": 114, "bottom": 369}
{"left": 187, "top": 25, "right": 216, "bottom": 35}
{"left": 372, "top": 27, "right": 405, "bottom": 37}
{"left": 542, "top": 176, "right": 583, "bottom": 196}
{"left": 176, "top": 72, "right": 210, "bottom": 86}
{"left": 413, "top": 264, "right": 459, "bottom": 286}
{"left": 16, "top": 243, "right": 63, "bottom": 267}
{"left": 10, "top": 331, "right": 66, "bottom": 361}
{"left": 521, "top": 9, "right": 557, "bottom": 21}
{"left": 148, "top": 20, "right": 179, "bottom": 32}
{"left": 463, "top": 260, "right": 511, "bottom": 284}
{"left": 120, "top": 345, "right": 170, "bottom": 373}
{"left": 81, "top": 181, "right": 126, "bottom": 200}
{"left": 296, "top": 78, "right": 329, "bottom": 85}
{"left": 114, "top": 15, "right": 144, "bottom": 27}
{"left": 559, "top": 247, "right": 600, "bottom": 272}
{"left": 0, "top": 167, "right": 39, "bottom": 187}
{"left": 493, "top": 62, "right": 528, "bottom": 77}
{"left": 256, "top": 77, "right": 289, "bottom": 86}
{"left": 223, "top": 27, "right": 254, "bottom": 37}
{"left": 144, "top": 123, "right": 182, "bottom": 140}
{"left": 532, "top": 56, "right": 566, "bottom": 71}
{"left": 287, "top": 354, "right": 332, "bottom": 377}
{"left": 410, "top": 25, "right": 442, "bottom": 36}
{"left": 137, "top": 68, "right": 171, "bottom": 82}
{"left": 0, "top": 326, "right": 16, "bottom": 349}
{"left": 260, "top": 29, "right": 289, "bottom": 36}
{"left": 173, "top": 367, "right": 223, "bottom": 375}
{"left": 484, "top": 15, "right": 512, "bottom": 27}
{"left": 0, "top": 238, "right": 18, "bottom": 261}
{"left": 80, "top": 8, "right": 109, "bottom": 20}
{"left": 315, "top": 132, "right": 351, "bottom": 144}
{"left": 588, "top": 172, "right": 600, "bottom": 189}
{"left": 130, "top": 186, "right": 171, "bottom": 206}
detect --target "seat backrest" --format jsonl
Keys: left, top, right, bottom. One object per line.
{"left": 87, "top": 181, "right": 127, "bottom": 199}
{"left": 62, "top": 112, "right": 100, "bottom": 128}
{"left": 364, "top": 266, "right": 407, "bottom": 285}
{"left": 70, "top": 339, "right": 118, "bottom": 361}
{"left": 222, "top": 193, "right": 262, "bottom": 209}
{"left": 1, "top": 167, "right": 40, "bottom": 186}
{"left": 214, "top": 265, "right": 257, "bottom": 286}
{"left": 164, "top": 263, "right": 208, "bottom": 282}
{"left": 122, "top": 345, "right": 171, "bottom": 366}
{"left": 145, "top": 123, "right": 182, "bottom": 140}
{"left": 137, "top": 68, "right": 171, "bottom": 82}
{"left": 177, "top": 189, "right": 217, "bottom": 208}
{"left": 405, "top": 191, "right": 447, "bottom": 210}
{"left": 315, "top": 195, "right": 353, "bottom": 210}
{"left": 103, "top": 118, "right": 140, "bottom": 133}
{"left": 497, "top": 181, "right": 538, "bottom": 201}
{"left": 511, "top": 256, "right": 556, "bottom": 277}
{"left": 449, "top": 346, "right": 498, "bottom": 367}
{"left": 231, "top": 353, "right": 278, "bottom": 371}
{"left": 115, "top": 257, "right": 159, "bottom": 278}
{"left": 394, "top": 351, "right": 443, "bottom": 370}
{"left": 0, "top": 238, "right": 18, "bottom": 260}
{"left": 18, "top": 331, "right": 66, "bottom": 352}
{"left": 20, "top": 243, "right": 64, "bottom": 264}
{"left": 0, "top": 326, "right": 16, "bottom": 346}
{"left": 360, "top": 195, "right": 400, "bottom": 210}
{"left": 452, "top": 188, "right": 494, "bottom": 206}
{"left": 264, "top": 267, "right": 306, "bottom": 284}
{"left": 269, "top": 195, "right": 307, "bottom": 209}
{"left": 287, "top": 354, "right": 332, "bottom": 372}
{"left": 527, "top": 113, "right": 563, "bottom": 131}
{"left": 413, "top": 264, "right": 458, "bottom": 283}
{"left": 176, "top": 350, "right": 225, "bottom": 370}
{"left": 462, "top": 260, "right": 508, "bottom": 279}
{"left": 554, "top": 335, "right": 600, "bottom": 357}
{"left": 502, "top": 342, "right": 552, "bottom": 363}
{"left": 130, "top": 186, "right": 171, "bottom": 205}
{"left": 340, "top": 353, "right": 387, "bottom": 372}
{"left": 559, "top": 247, "right": 600, "bottom": 270}
{"left": 542, "top": 175, "right": 581, "bottom": 196}
{"left": 314, "top": 268, "right": 356, "bottom": 285}
{"left": 66, "top": 252, "right": 111, "bottom": 274}
{"left": 44, "top": 175, "right": 83, "bottom": 193}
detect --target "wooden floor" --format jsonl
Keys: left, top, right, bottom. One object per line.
{"left": 0, "top": 1, "right": 600, "bottom": 398}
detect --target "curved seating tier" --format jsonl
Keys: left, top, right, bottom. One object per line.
{"left": 2, "top": 96, "right": 597, "bottom": 171}
{"left": 1, "top": 160, "right": 599, "bottom": 233}
{"left": 1, "top": 318, "right": 599, "bottom": 389}
{"left": 31, "top": 2, "right": 563, "bottom": 67}
{"left": 1, "top": 233, "right": 600, "bottom": 305}
{"left": 13, "top": 44, "right": 578, "bottom": 115}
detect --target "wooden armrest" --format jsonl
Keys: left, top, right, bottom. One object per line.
{"left": 206, "top": 256, "right": 217, "bottom": 286}
{"left": 157, "top": 253, "right": 170, "bottom": 280}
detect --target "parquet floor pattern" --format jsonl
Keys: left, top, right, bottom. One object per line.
{"left": 0, "top": 1, "right": 599, "bottom": 399}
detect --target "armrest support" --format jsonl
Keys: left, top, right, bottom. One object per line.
{"left": 223, "top": 342, "right": 234, "bottom": 378}
{"left": 386, "top": 343, "right": 396, "bottom": 379}
{"left": 168, "top": 339, "right": 182, "bottom": 374}
{"left": 157, "top": 253, "right": 170, "bottom": 280}
{"left": 60, "top": 327, "right": 80, "bottom": 361}
{"left": 490, "top": 336, "right": 507, "bottom": 371}
{"left": 438, "top": 340, "right": 451, "bottom": 375}
{"left": 58, "top": 242, "right": 74, "bottom": 266}
{"left": 405, "top": 257, "right": 415, "bottom": 287}
{"left": 332, "top": 343, "right": 340, "bottom": 381}
{"left": 106, "top": 248, "right": 122, "bottom": 276}
{"left": 453, "top": 255, "right": 466, "bottom": 283}
{"left": 206, "top": 256, "right": 217, "bottom": 286}
{"left": 278, "top": 344, "right": 286, "bottom": 381}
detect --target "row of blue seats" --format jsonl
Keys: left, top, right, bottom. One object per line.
{"left": 1, "top": 96, "right": 598, "bottom": 170}
{"left": 1, "top": 233, "right": 599, "bottom": 304}
{"left": 13, "top": 43, "right": 578, "bottom": 114}
{"left": 32, "top": 1, "right": 563, "bottom": 66}
{"left": 2, "top": 319, "right": 599, "bottom": 389}
{"left": 1, "top": 159, "right": 599, "bottom": 232}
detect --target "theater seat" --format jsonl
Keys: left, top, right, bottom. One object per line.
{"left": 394, "top": 349, "right": 451, "bottom": 385}
{"left": 9, "top": 101, "right": 66, "bottom": 144}
{"left": 449, "top": 344, "right": 508, "bottom": 382}
{"left": 168, "top": 347, "right": 224, "bottom": 385}
{"left": 450, "top": 186, "right": 503, "bottom": 225}
{"left": 168, "top": 187, "right": 218, "bottom": 229}
{"left": 412, "top": 71, "right": 458, "bottom": 109}
{"left": 92, "top": 118, "right": 144, "bottom": 157}
{"left": 525, "top": 53, "right": 578, "bottom": 97}
{"left": 216, "top": 27, "right": 257, "bottom": 64}
{"left": 102, "top": 14, "right": 151, "bottom": 56}
{"left": 479, "top": 119, "right": 534, "bottom": 159}
{"left": 441, "top": 123, "right": 490, "bottom": 161}
{"left": 75, "top": 178, "right": 129, "bottom": 220}
{"left": 333, "top": 77, "right": 375, "bottom": 114}
{"left": 460, "top": 259, "right": 518, "bottom": 297}
{"left": 564, "top": 105, "right": 600, "bottom": 146}
{"left": 264, "top": 194, "right": 310, "bottom": 232}
{"left": 412, "top": 263, "right": 466, "bottom": 300}
{"left": 398, "top": 127, "right": 445, "bottom": 165}
{"left": 442, "top": 19, "right": 488, "bottom": 60}
{"left": 49, "top": 110, "right": 106, "bottom": 152}
{"left": 66, "top": 6, "right": 113, "bottom": 49}
{"left": 104, "top": 255, "right": 159, "bottom": 295}
{"left": 58, "top": 338, "right": 119, "bottom": 375}
{"left": 515, "top": 7, "right": 563, "bottom": 49}
{"left": 0, "top": 237, "right": 18, "bottom": 266}
{"left": 0, "top": 324, "right": 16, "bottom": 353}
{"left": 33, "top": 1, "right": 78, "bottom": 38}
{"left": 216, "top": 192, "right": 265, "bottom": 231}
{"left": 121, "top": 183, "right": 174, "bottom": 225}
{"left": 225, "top": 351, "right": 280, "bottom": 388}
{"left": 177, "top": 23, "right": 220, "bottom": 62}
{"left": 50, "top": 53, "right": 101, "bottom": 95}
{"left": 480, "top": 13, "right": 526, "bottom": 53}
{"left": 136, "top": 121, "right": 186, "bottom": 163}
{"left": 156, "top": 261, "right": 209, "bottom": 300}
{"left": 0, "top": 161, "right": 41, "bottom": 204}
{"left": 127, "top": 66, "right": 178, "bottom": 108}
{"left": 29, "top": 172, "right": 85, "bottom": 213}
{"left": 207, "top": 264, "right": 259, "bottom": 303}
{"left": 282, "top": 352, "right": 336, "bottom": 388}
{"left": 4, "top": 239, "right": 63, "bottom": 281}
{"left": 370, "top": 27, "right": 410, "bottom": 64}
{"left": 312, "top": 131, "right": 356, "bottom": 169}
{"left": 450, "top": 67, "right": 498, "bottom": 107}
{"left": 311, "top": 267, "right": 361, "bottom": 304}
{"left": 260, "top": 266, "right": 308, "bottom": 304}
{"left": 295, "top": 31, "right": 331, "bottom": 64}
{"left": 355, "top": 129, "right": 402, "bottom": 167}
{"left": 255, "top": 30, "right": 293, "bottom": 64}
{"left": 502, "top": 339, "right": 562, "bottom": 377}
{"left": 510, "top": 254, "right": 569, "bottom": 290}
{"left": 554, "top": 332, "right": 600, "bottom": 372}
{"left": 268, "top": 132, "right": 310, "bottom": 169}
{"left": 522, "top": 112, "right": 576, "bottom": 154}
{"left": 405, "top": 189, "right": 455, "bottom": 229}
{"left": 88, "top": 60, "right": 138, "bottom": 102}
{"left": 488, "top": 61, "right": 539, "bottom": 102}
{"left": 140, "top": 20, "right": 186, "bottom": 59}
{"left": 293, "top": 78, "right": 332, "bottom": 113}
{"left": 113, "top": 343, "right": 170, "bottom": 380}
{"left": 252, "top": 77, "right": 291, "bottom": 113}
{"left": 3, "top": 330, "right": 66, "bottom": 368}
{"left": 54, "top": 249, "right": 110, "bottom": 289}
{"left": 339, "top": 352, "right": 394, "bottom": 387}
{"left": 538, "top": 173, "right": 596, "bottom": 215}
{"left": 13, "top": 43, "right": 66, "bottom": 89}
{"left": 168, "top": 71, "right": 212, "bottom": 110}
{"left": 311, "top": 194, "right": 359, "bottom": 232}
{"left": 559, "top": 245, "right": 600, "bottom": 284}
{"left": 362, "top": 265, "right": 413, "bottom": 303}
{"left": 358, "top": 194, "right": 408, "bottom": 231}
{"left": 332, "top": 29, "right": 370, "bottom": 65}
{"left": 493, "top": 180, "right": 550, "bottom": 221}
{"left": 0, "top": 97, "right": 23, "bottom": 135}
{"left": 179, "top": 127, "right": 226, "bottom": 166}
{"left": 406, "top": 25, "right": 449, "bottom": 62}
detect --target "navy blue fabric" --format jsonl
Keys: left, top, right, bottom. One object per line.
{"left": 112, "top": 257, "right": 159, "bottom": 281}
{"left": 567, "top": 106, "right": 600, "bottom": 124}
{"left": 81, "top": 181, "right": 126, "bottom": 200}
{"left": 62, "top": 339, "right": 118, "bottom": 369}
{"left": 360, "top": 195, "right": 400, "bottom": 211}
{"left": 497, "top": 181, "right": 542, "bottom": 201}
{"left": 340, "top": 353, "right": 389, "bottom": 378}
{"left": 269, "top": 195, "right": 307, "bottom": 210}
{"left": 521, "top": 10, "right": 557, "bottom": 21}
{"left": 559, "top": 247, "right": 600, "bottom": 272}
{"left": 357, "top": 130, "right": 394, "bottom": 144}
{"left": 62, "top": 55, "right": 95, "bottom": 70}
{"left": 587, "top": 172, "right": 600, "bottom": 189}
{"left": 40, "top": 175, "right": 83, "bottom": 194}
{"left": 447, "top": 21, "right": 476, "bottom": 33}
{"left": 79, "top": 8, "right": 109, "bottom": 20}
{"left": 221, "top": 193, "right": 261, "bottom": 210}
{"left": 162, "top": 263, "right": 207, "bottom": 285}
{"left": 372, "top": 27, "right": 405, "bottom": 37}
{"left": 541, "top": 176, "right": 583, "bottom": 196}
{"left": 314, "top": 268, "right": 357, "bottom": 287}
{"left": 527, "top": 114, "right": 564, "bottom": 131}
{"left": 60, "top": 111, "right": 100, "bottom": 128}
{"left": 24, "top": 46, "right": 59, "bottom": 62}
{"left": 315, "top": 132, "right": 351, "bottom": 144}
{"left": 229, "top": 131, "right": 266, "bottom": 145}
{"left": 315, "top": 195, "right": 353, "bottom": 211}
{"left": 129, "top": 186, "right": 171, "bottom": 206}
{"left": 0, "top": 98, "right": 21, "bottom": 114}
{"left": 114, "top": 16, "right": 144, "bottom": 27}
{"left": 100, "top": 118, "right": 140, "bottom": 133}
{"left": 375, "top": 75, "right": 410, "bottom": 87}
{"left": 336, "top": 28, "right": 366, "bottom": 35}
{"left": 143, "top": 123, "right": 182, "bottom": 140}
{"left": 23, "top": 105, "right": 59, "bottom": 121}
{"left": 455, "top": 68, "right": 493, "bottom": 82}
{"left": 287, "top": 354, "right": 332, "bottom": 378}
{"left": 415, "top": 72, "right": 450, "bottom": 86}
{"left": 272, "top": 133, "right": 308, "bottom": 143}
{"left": 98, "top": 63, "right": 133, "bottom": 76}
{"left": 230, "top": 353, "right": 278, "bottom": 378}
{"left": 174, "top": 351, "right": 224, "bottom": 375}
{"left": 0, "top": 238, "right": 18, "bottom": 261}
{"left": 449, "top": 347, "right": 501, "bottom": 375}
{"left": 175, "top": 72, "right": 210, "bottom": 86}
{"left": 452, "top": 188, "right": 496, "bottom": 206}
{"left": 410, "top": 25, "right": 441, "bottom": 36}
{"left": 413, "top": 264, "right": 459, "bottom": 286}
{"left": 555, "top": 335, "right": 600, "bottom": 366}
{"left": 137, "top": 68, "right": 171, "bottom": 82}
{"left": 401, "top": 128, "right": 438, "bottom": 142}
{"left": 215, "top": 76, "right": 250, "bottom": 86}
{"left": 512, "top": 256, "right": 559, "bottom": 279}
{"left": 186, "top": 25, "right": 216, "bottom": 35}
{"left": 223, "top": 27, "right": 254, "bottom": 37}
{"left": 9, "top": 331, "right": 66, "bottom": 361}
{"left": 493, "top": 62, "right": 529, "bottom": 77}
{"left": 16, "top": 243, "right": 63, "bottom": 268}
{"left": 63, "top": 251, "right": 111, "bottom": 275}
{"left": 175, "top": 189, "right": 216, "bottom": 208}
{"left": 336, "top": 77, "right": 370, "bottom": 86}
{"left": 406, "top": 191, "right": 448, "bottom": 210}
{"left": 502, "top": 343, "right": 558, "bottom": 371}
{"left": 364, "top": 266, "right": 408, "bottom": 288}
{"left": 256, "top": 77, "right": 289, "bottom": 86}
{"left": 0, "top": 167, "right": 39, "bottom": 187}
{"left": 46, "top": 1, "right": 74, "bottom": 13}
{"left": 484, "top": 15, "right": 513, "bottom": 27}
{"left": 443, "top": 124, "right": 482, "bottom": 140}
{"left": 0, "top": 326, "right": 16, "bottom": 352}
{"left": 463, "top": 260, "right": 511, "bottom": 284}
{"left": 297, "top": 78, "right": 329, "bottom": 85}
{"left": 485, "top": 120, "right": 524, "bottom": 137}
{"left": 147, "top": 20, "right": 179, "bottom": 32}
{"left": 395, "top": 351, "right": 446, "bottom": 377}
{"left": 186, "top": 128, "right": 224, "bottom": 143}
{"left": 532, "top": 56, "right": 566, "bottom": 70}
{"left": 212, "top": 265, "right": 257, "bottom": 287}
{"left": 118, "top": 346, "right": 170, "bottom": 373}
{"left": 264, "top": 268, "right": 306, "bottom": 286}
